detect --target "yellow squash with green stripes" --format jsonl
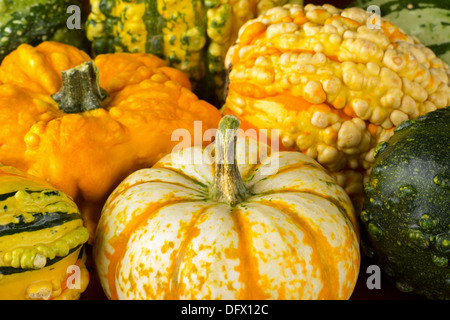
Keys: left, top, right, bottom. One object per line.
{"left": 0, "top": 165, "right": 89, "bottom": 300}
{"left": 86, "top": 0, "right": 302, "bottom": 106}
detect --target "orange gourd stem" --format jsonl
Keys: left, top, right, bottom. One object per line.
{"left": 210, "top": 115, "right": 250, "bottom": 206}
{"left": 51, "top": 60, "right": 108, "bottom": 113}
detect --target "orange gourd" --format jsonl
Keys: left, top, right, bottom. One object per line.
{"left": 0, "top": 41, "right": 221, "bottom": 240}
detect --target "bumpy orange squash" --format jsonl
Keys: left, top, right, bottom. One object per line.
{"left": 0, "top": 41, "right": 221, "bottom": 240}
{"left": 94, "top": 115, "right": 360, "bottom": 300}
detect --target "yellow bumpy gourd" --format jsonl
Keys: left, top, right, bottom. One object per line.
{"left": 223, "top": 4, "right": 450, "bottom": 205}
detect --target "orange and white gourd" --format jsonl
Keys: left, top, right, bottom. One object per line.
{"left": 94, "top": 115, "right": 360, "bottom": 300}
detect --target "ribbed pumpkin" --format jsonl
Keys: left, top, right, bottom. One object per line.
{"left": 0, "top": 41, "right": 221, "bottom": 241}
{"left": 86, "top": 0, "right": 302, "bottom": 106}
{"left": 0, "top": 164, "right": 89, "bottom": 300}
{"left": 223, "top": 3, "right": 450, "bottom": 206}
{"left": 94, "top": 115, "right": 360, "bottom": 300}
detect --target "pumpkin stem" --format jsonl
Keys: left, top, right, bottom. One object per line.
{"left": 52, "top": 61, "right": 108, "bottom": 113}
{"left": 210, "top": 115, "right": 249, "bottom": 206}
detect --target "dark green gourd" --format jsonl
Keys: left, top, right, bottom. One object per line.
{"left": 0, "top": 0, "right": 88, "bottom": 62}
{"left": 361, "top": 106, "right": 450, "bottom": 299}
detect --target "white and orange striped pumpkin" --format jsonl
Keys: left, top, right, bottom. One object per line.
{"left": 94, "top": 115, "right": 360, "bottom": 300}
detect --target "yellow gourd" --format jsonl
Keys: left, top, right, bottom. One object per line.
{"left": 0, "top": 164, "right": 89, "bottom": 300}
{"left": 223, "top": 4, "right": 450, "bottom": 206}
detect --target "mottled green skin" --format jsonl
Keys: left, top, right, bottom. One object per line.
{"left": 361, "top": 106, "right": 450, "bottom": 300}
{"left": 0, "top": 0, "right": 88, "bottom": 61}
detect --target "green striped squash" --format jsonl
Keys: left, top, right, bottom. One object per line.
{"left": 86, "top": 0, "right": 303, "bottom": 107}
{"left": 349, "top": 0, "right": 450, "bottom": 65}
{"left": 0, "top": 165, "right": 89, "bottom": 300}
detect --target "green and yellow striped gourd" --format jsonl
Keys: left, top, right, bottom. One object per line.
{"left": 0, "top": 164, "right": 89, "bottom": 300}
{"left": 86, "top": 0, "right": 302, "bottom": 106}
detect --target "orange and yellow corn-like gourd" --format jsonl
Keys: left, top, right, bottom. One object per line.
{"left": 223, "top": 3, "right": 450, "bottom": 203}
